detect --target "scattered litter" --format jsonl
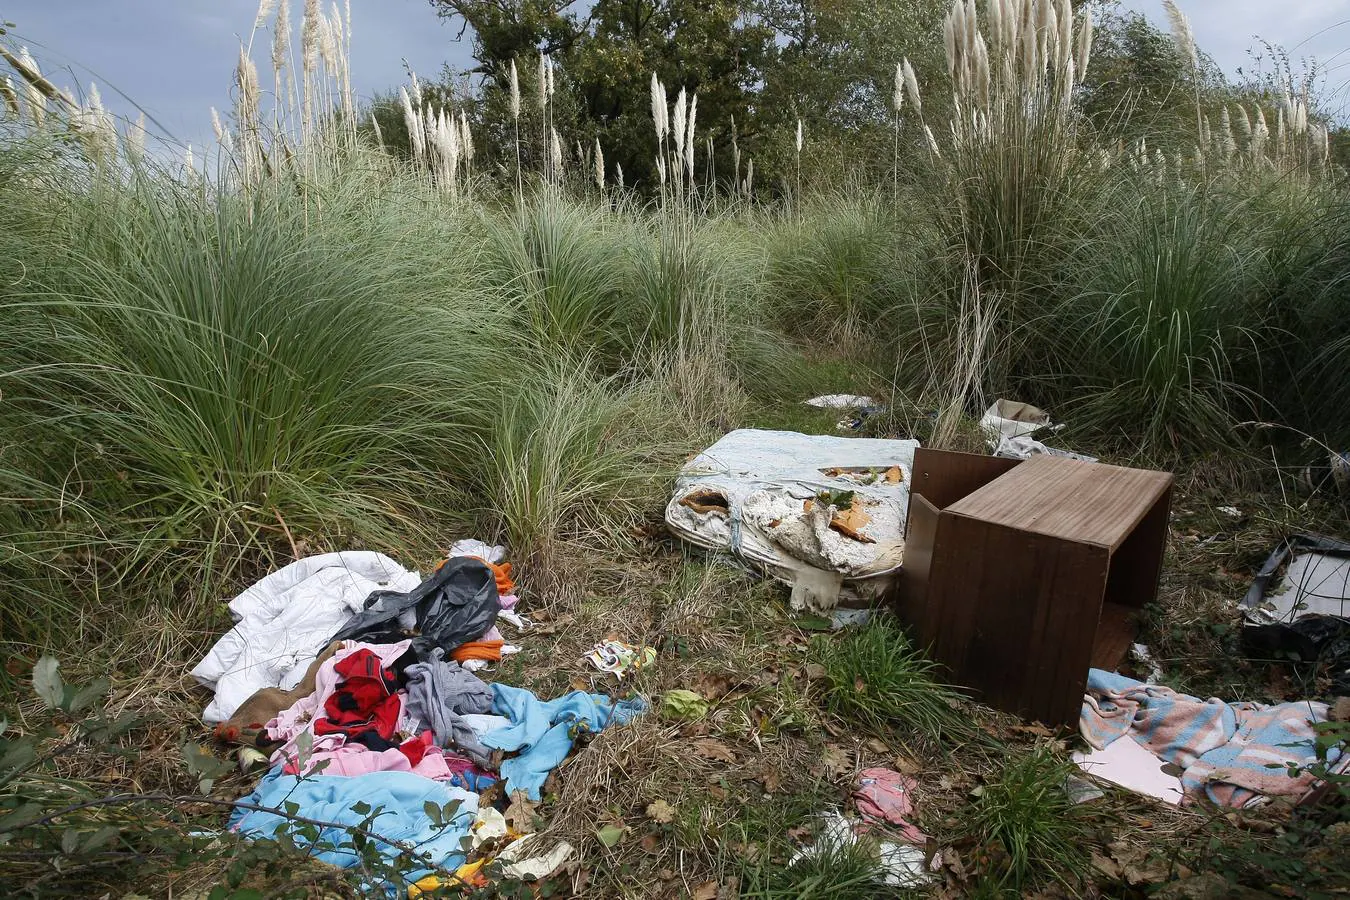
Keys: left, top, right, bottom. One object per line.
{"left": 1080, "top": 668, "right": 1340, "bottom": 807}
{"left": 1063, "top": 774, "right": 1106, "bottom": 805}
{"left": 830, "top": 607, "right": 873, "bottom": 630}
{"left": 660, "top": 688, "right": 710, "bottom": 721}
{"left": 497, "top": 835, "right": 575, "bottom": 880}
{"left": 851, "top": 768, "right": 928, "bottom": 845}
{"left": 665, "top": 429, "right": 919, "bottom": 611}
{"left": 1216, "top": 506, "right": 1242, "bottom": 518}
{"left": 979, "top": 398, "right": 1057, "bottom": 447}
{"left": 470, "top": 806, "right": 509, "bottom": 849}
{"left": 789, "top": 812, "right": 936, "bottom": 888}
{"left": 993, "top": 434, "right": 1097, "bottom": 463}
{"left": 585, "top": 640, "right": 656, "bottom": 680}
{"left": 1241, "top": 533, "right": 1350, "bottom": 623}
{"left": 1072, "top": 732, "right": 1183, "bottom": 805}
{"left": 804, "top": 394, "right": 878, "bottom": 409}
{"left": 1129, "top": 643, "right": 1163, "bottom": 684}
{"left": 1243, "top": 615, "right": 1350, "bottom": 694}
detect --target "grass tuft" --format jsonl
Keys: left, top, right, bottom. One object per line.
{"left": 812, "top": 618, "right": 972, "bottom": 745}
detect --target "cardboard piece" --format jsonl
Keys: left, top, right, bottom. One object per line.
{"left": 895, "top": 449, "right": 1173, "bottom": 727}
{"left": 1072, "top": 736, "right": 1184, "bottom": 805}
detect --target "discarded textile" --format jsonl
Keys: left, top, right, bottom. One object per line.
{"left": 330, "top": 556, "right": 498, "bottom": 660}
{"left": 266, "top": 641, "right": 417, "bottom": 768}
{"left": 1080, "top": 668, "right": 1339, "bottom": 807}
{"left": 483, "top": 684, "right": 647, "bottom": 800}
{"left": 449, "top": 539, "right": 505, "bottom": 564}
{"left": 665, "top": 429, "right": 919, "bottom": 610}
{"left": 214, "top": 642, "right": 341, "bottom": 749}
{"left": 402, "top": 648, "right": 496, "bottom": 767}
{"left": 851, "top": 768, "right": 927, "bottom": 845}
{"left": 452, "top": 639, "right": 505, "bottom": 663}
{"left": 230, "top": 767, "right": 477, "bottom": 886}
{"left": 586, "top": 640, "right": 656, "bottom": 680}
{"left": 191, "top": 552, "right": 421, "bottom": 723}
{"left": 789, "top": 812, "right": 936, "bottom": 888}
{"left": 312, "top": 648, "right": 407, "bottom": 750}
{"left": 281, "top": 732, "right": 482, "bottom": 783}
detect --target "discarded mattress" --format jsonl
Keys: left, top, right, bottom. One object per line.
{"left": 191, "top": 551, "right": 422, "bottom": 723}
{"left": 665, "top": 429, "right": 920, "bottom": 608}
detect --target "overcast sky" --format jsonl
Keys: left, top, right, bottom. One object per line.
{"left": 3, "top": 0, "right": 1348, "bottom": 152}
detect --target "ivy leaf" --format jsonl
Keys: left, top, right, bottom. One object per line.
{"left": 32, "top": 657, "right": 63, "bottom": 710}
{"left": 596, "top": 824, "right": 625, "bottom": 848}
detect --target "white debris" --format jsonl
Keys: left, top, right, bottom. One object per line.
{"left": 804, "top": 394, "right": 878, "bottom": 409}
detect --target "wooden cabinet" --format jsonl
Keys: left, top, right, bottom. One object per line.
{"left": 895, "top": 449, "right": 1173, "bottom": 727}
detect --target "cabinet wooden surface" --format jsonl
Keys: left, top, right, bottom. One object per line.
{"left": 897, "top": 449, "right": 1173, "bottom": 727}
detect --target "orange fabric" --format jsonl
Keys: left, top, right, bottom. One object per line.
{"left": 450, "top": 639, "right": 504, "bottom": 663}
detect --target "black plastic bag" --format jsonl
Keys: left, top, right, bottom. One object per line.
{"left": 330, "top": 556, "right": 499, "bottom": 659}
{"left": 1242, "top": 614, "right": 1350, "bottom": 694}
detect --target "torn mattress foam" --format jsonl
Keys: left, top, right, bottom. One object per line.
{"left": 664, "top": 429, "right": 920, "bottom": 607}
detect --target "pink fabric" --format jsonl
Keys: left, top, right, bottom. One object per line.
{"left": 482, "top": 626, "right": 504, "bottom": 643}
{"left": 498, "top": 593, "right": 519, "bottom": 611}
{"left": 852, "top": 768, "right": 928, "bottom": 844}
{"left": 282, "top": 732, "right": 454, "bottom": 779}
{"left": 265, "top": 640, "right": 415, "bottom": 766}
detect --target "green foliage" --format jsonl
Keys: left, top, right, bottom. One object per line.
{"left": 967, "top": 744, "right": 1092, "bottom": 892}
{"left": 812, "top": 618, "right": 971, "bottom": 744}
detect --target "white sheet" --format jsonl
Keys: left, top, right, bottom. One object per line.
{"left": 190, "top": 551, "right": 421, "bottom": 723}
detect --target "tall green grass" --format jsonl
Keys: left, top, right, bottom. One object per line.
{"left": 2, "top": 0, "right": 1349, "bottom": 652}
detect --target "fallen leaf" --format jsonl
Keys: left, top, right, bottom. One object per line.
{"left": 659, "top": 868, "right": 675, "bottom": 880}
{"left": 596, "top": 823, "right": 626, "bottom": 848}
{"left": 504, "top": 791, "right": 537, "bottom": 833}
{"left": 853, "top": 676, "right": 867, "bottom": 694}
{"left": 892, "top": 754, "right": 922, "bottom": 775}
{"left": 884, "top": 465, "right": 904, "bottom": 484}
{"left": 865, "top": 738, "right": 891, "bottom": 754}
{"left": 1330, "top": 696, "right": 1350, "bottom": 722}
{"left": 646, "top": 799, "right": 676, "bottom": 824}
{"left": 691, "top": 882, "right": 719, "bottom": 900}
{"left": 829, "top": 499, "right": 876, "bottom": 543}
{"left": 822, "top": 744, "right": 852, "bottom": 778}
{"left": 1009, "top": 722, "right": 1055, "bottom": 738}
{"left": 694, "top": 672, "right": 733, "bottom": 700}
{"left": 640, "top": 832, "right": 660, "bottom": 852}
{"left": 804, "top": 663, "right": 827, "bottom": 680}
{"left": 1091, "top": 851, "right": 1123, "bottom": 880}
{"left": 692, "top": 738, "right": 736, "bottom": 764}
{"left": 759, "top": 769, "right": 782, "bottom": 793}
{"left": 570, "top": 676, "right": 590, "bottom": 692}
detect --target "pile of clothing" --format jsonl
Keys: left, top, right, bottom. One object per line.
{"left": 192, "top": 541, "right": 645, "bottom": 893}
{"left": 1078, "top": 668, "right": 1343, "bottom": 808}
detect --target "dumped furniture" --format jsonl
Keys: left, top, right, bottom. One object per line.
{"left": 895, "top": 449, "right": 1173, "bottom": 727}
{"left": 665, "top": 429, "right": 921, "bottom": 610}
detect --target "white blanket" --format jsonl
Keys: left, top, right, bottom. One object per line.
{"left": 190, "top": 551, "right": 421, "bottom": 723}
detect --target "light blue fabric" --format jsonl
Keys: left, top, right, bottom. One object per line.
{"left": 229, "top": 767, "right": 477, "bottom": 889}
{"left": 482, "top": 684, "right": 647, "bottom": 800}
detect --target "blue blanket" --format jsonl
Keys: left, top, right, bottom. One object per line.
{"left": 229, "top": 767, "right": 478, "bottom": 888}
{"left": 482, "top": 684, "right": 647, "bottom": 800}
